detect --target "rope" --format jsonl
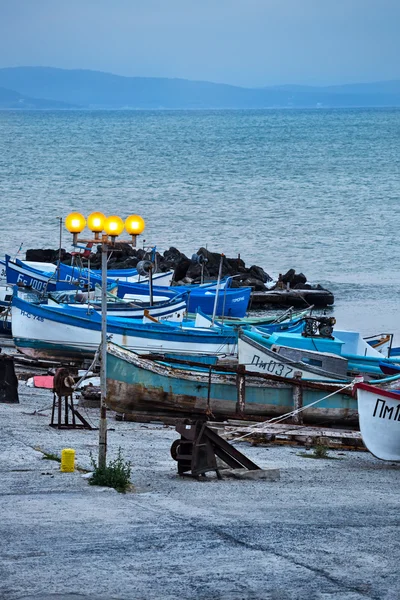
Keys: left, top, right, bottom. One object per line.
{"left": 230, "top": 380, "right": 357, "bottom": 442}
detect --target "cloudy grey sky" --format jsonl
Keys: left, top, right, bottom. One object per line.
{"left": 0, "top": 0, "right": 399, "bottom": 87}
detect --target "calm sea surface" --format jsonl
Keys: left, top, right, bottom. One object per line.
{"left": 0, "top": 108, "right": 399, "bottom": 338}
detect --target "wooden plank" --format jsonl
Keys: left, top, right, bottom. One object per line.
{"left": 223, "top": 422, "right": 365, "bottom": 450}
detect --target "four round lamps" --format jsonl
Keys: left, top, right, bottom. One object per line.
{"left": 65, "top": 211, "right": 145, "bottom": 242}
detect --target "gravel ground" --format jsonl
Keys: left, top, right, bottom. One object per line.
{"left": 1, "top": 383, "right": 400, "bottom": 600}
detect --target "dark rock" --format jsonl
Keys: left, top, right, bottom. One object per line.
{"left": 173, "top": 259, "right": 191, "bottom": 282}
{"left": 111, "top": 257, "right": 139, "bottom": 270}
{"left": 185, "top": 263, "right": 204, "bottom": 280}
{"left": 240, "top": 278, "right": 267, "bottom": 292}
{"left": 249, "top": 265, "right": 273, "bottom": 283}
{"left": 26, "top": 248, "right": 69, "bottom": 263}
{"left": 279, "top": 269, "right": 307, "bottom": 288}
{"left": 294, "top": 272, "right": 307, "bottom": 286}
{"left": 164, "top": 247, "right": 187, "bottom": 262}
{"left": 25, "top": 245, "right": 329, "bottom": 300}
{"left": 226, "top": 256, "right": 246, "bottom": 271}
{"left": 280, "top": 269, "right": 296, "bottom": 284}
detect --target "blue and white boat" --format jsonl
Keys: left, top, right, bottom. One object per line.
{"left": 4, "top": 255, "right": 180, "bottom": 303}
{"left": 5, "top": 256, "right": 250, "bottom": 317}
{"left": 11, "top": 294, "right": 237, "bottom": 362}
{"left": 4, "top": 255, "right": 76, "bottom": 293}
{"left": 355, "top": 382, "right": 400, "bottom": 461}
{"left": 238, "top": 328, "right": 350, "bottom": 381}
{"left": 240, "top": 325, "right": 400, "bottom": 377}
{"left": 91, "top": 266, "right": 173, "bottom": 287}
{"left": 47, "top": 289, "right": 188, "bottom": 322}
{"left": 3, "top": 255, "right": 174, "bottom": 287}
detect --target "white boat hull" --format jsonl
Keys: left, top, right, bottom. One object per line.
{"left": 355, "top": 383, "right": 400, "bottom": 461}
{"left": 11, "top": 302, "right": 236, "bottom": 361}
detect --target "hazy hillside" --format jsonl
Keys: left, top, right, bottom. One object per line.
{"left": 273, "top": 80, "right": 400, "bottom": 95}
{"left": 0, "top": 67, "right": 399, "bottom": 109}
{"left": 0, "top": 85, "right": 76, "bottom": 109}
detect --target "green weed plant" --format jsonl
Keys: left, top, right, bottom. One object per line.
{"left": 89, "top": 448, "right": 132, "bottom": 493}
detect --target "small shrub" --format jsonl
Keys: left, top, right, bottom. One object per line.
{"left": 89, "top": 448, "right": 132, "bottom": 493}
{"left": 298, "top": 443, "right": 341, "bottom": 460}
{"left": 42, "top": 452, "right": 61, "bottom": 463}
{"left": 313, "top": 444, "right": 329, "bottom": 459}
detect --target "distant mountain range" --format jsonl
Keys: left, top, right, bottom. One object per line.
{"left": 0, "top": 67, "right": 399, "bottom": 109}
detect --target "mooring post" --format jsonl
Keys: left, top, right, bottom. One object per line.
{"left": 236, "top": 364, "right": 246, "bottom": 416}
{"left": 292, "top": 377, "right": 303, "bottom": 425}
{"left": 0, "top": 355, "right": 19, "bottom": 404}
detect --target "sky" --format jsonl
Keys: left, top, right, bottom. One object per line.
{"left": 0, "top": 0, "right": 399, "bottom": 87}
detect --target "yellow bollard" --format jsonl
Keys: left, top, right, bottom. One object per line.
{"left": 60, "top": 448, "right": 75, "bottom": 473}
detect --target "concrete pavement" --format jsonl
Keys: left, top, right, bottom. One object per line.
{"left": 1, "top": 384, "right": 399, "bottom": 600}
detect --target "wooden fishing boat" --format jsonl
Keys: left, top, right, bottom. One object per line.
{"left": 3, "top": 255, "right": 75, "bottom": 293}
{"left": 3, "top": 256, "right": 174, "bottom": 288}
{"left": 106, "top": 342, "right": 356, "bottom": 425}
{"left": 379, "top": 361, "right": 400, "bottom": 377}
{"left": 11, "top": 294, "right": 237, "bottom": 362}
{"left": 365, "top": 333, "right": 393, "bottom": 358}
{"left": 238, "top": 329, "right": 349, "bottom": 381}
{"left": 124, "top": 281, "right": 252, "bottom": 319}
{"left": 91, "top": 266, "right": 173, "bottom": 286}
{"left": 354, "top": 382, "right": 400, "bottom": 461}
{"left": 189, "top": 307, "right": 311, "bottom": 326}
{"left": 47, "top": 289, "right": 188, "bottom": 322}
{"left": 5, "top": 256, "right": 251, "bottom": 318}
{"left": 250, "top": 321, "right": 400, "bottom": 376}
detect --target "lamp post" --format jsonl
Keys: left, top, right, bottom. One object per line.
{"left": 65, "top": 211, "right": 145, "bottom": 469}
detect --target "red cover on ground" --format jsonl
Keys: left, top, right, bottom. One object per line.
{"left": 33, "top": 375, "right": 54, "bottom": 389}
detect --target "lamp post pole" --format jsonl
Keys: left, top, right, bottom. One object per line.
{"left": 99, "top": 237, "right": 108, "bottom": 470}
{"left": 65, "top": 212, "right": 146, "bottom": 471}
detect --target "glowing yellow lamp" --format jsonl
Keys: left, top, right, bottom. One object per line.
{"left": 88, "top": 212, "right": 106, "bottom": 233}
{"left": 104, "top": 215, "right": 124, "bottom": 239}
{"left": 87, "top": 212, "right": 106, "bottom": 239}
{"left": 65, "top": 212, "right": 86, "bottom": 234}
{"left": 125, "top": 214, "right": 145, "bottom": 236}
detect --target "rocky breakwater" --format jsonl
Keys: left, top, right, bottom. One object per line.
{"left": 25, "top": 246, "right": 334, "bottom": 308}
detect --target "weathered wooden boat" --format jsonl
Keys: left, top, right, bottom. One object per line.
{"left": 354, "top": 382, "right": 400, "bottom": 461}
{"left": 365, "top": 333, "right": 393, "bottom": 358}
{"left": 106, "top": 342, "right": 357, "bottom": 425}
{"left": 189, "top": 307, "right": 311, "bottom": 327}
{"left": 379, "top": 361, "right": 400, "bottom": 377}
{"left": 251, "top": 320, "right": 400, "bottom": 376}
{"left": 238, "top": 329, "right": 349, "bottom": 381}
{"left": 11, "top": 294, "right": 237, "bottom": 362}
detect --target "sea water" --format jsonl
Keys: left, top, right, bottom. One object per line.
{"left": 0, "top": 108, "right": 399, "bottom": 338}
